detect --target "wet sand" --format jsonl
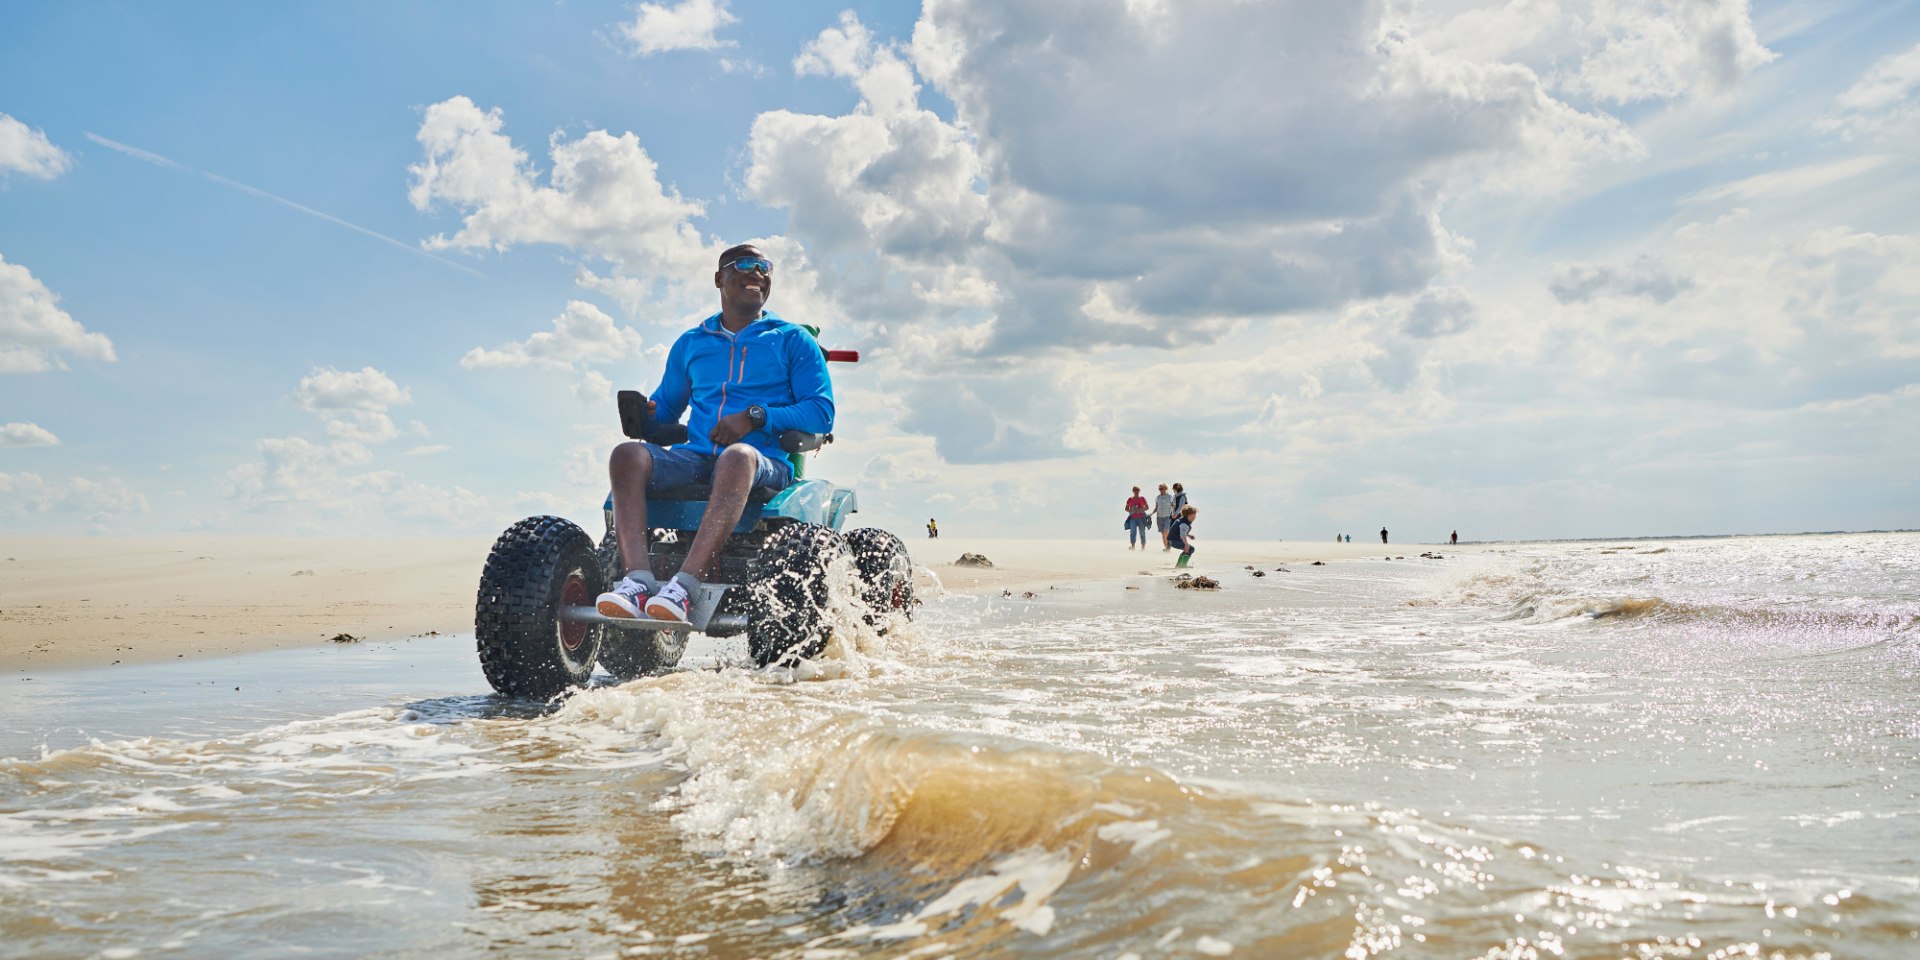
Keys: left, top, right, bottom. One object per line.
{"left": 0, "top": 534, "right": 1473, "bottom": 672}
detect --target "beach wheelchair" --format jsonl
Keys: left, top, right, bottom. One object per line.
{"left": 473, "top": 347, "right": 915, "bottom": 698}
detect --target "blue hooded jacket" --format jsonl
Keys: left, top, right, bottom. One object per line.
{"left": 649, "top": 309, "right": 834, "bottom": 460}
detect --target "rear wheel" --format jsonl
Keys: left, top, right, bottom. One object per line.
{"left": 476, "top": 516, "right": 603, "bottom": 698}
{"left": 845, "top": 527, "right": 915, "bottom": 626}
{"left": 745, "top": 522, "right": 849, "bottom": 667}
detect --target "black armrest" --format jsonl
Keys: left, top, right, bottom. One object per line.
{"left": 781, "top": 431, "right": 832, "bottom": 453}
{"left": 617, "top": 389, "right": 688, "bottom": 444}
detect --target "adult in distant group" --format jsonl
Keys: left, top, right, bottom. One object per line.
{"left": 1380, "top": 527, "right": 1389, "bottom": 544}
{"left": 1124, "top": 486, "right": 1152, "bottom": 549}
{"left": 1450, "top": 530, "right": 1458, "bottom": 545}
{"left": 1153, "top": 483, "right": 1175, "bottom": 550}
{"left": 928, "top": 518, "right": 939, "bottom": 539}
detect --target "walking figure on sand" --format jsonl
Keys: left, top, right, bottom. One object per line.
{"left": 1124, "top": 487, "right": 1151, "bottom": 549}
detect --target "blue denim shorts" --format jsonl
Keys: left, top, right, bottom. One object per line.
{"left": 645, "top": 443, "right": 793, "bottom": 493}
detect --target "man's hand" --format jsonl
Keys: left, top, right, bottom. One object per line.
{"left": 708, "top": 410, "right": 758, "bottom": 447}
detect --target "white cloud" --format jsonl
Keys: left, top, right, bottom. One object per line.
{"left": 1680, "top": 155, "right": 1892, "bottom": 205}
{"left": 296, "top": 365, "right": 411, "bottom": 411}
{"left": 462, "top": 300, "right": 647, "bottom": 370}
{"left": 730, "top": 3, "right": 1644, "bottom": 464}
{"left": 1836, "top": 41, "right": 1920, "bottom": 113}
{"left": 408, "top": 96, "right": 709, "bottom": 285}
{"left": 225, "top": 437, "right": 489, "bottom": 528}
{"left": 0, "top": 421, "right": 59, "bottom": 447}
{"left": 618, "top": 0, "right": 737, "bottom": 56}
{"left": 0, "top": 253, "right": 116, "bottom": 373}
{"left": 0, "top": 471, "right": 149, "bottom": 525}
{"left": 294, "top": 365, "right": 410, "bottom": 445}
{"left": 0, "top": 114, "right": 70, "bottom": 179}
{"left": 1822, "top": 41, "right": 1920, "bottom": 145}
{"left": 1567, "top": 0, "right": 1777, "bottom": 103}
{"left": 575, "top": 369, "right": 614, "bottom": 406}
{"left": 223, "top": 369, "right": 497, "bottom": 532}
{"left": 745, "top": 3, "right": 1636, "bottom": 364}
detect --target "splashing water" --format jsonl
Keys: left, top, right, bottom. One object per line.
{"left": 2, "top": 532, "right": 1916, "bottom": 958}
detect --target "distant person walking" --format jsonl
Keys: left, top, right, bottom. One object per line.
{"left": 1450, "top": 530, "right": 1457, "bottom": 545}
{"left": 1380, "top": 527, "right": 1389, "bottom": 544}
{"left": 1171, "top": 482, "right": 1188, "bottom": 516}
{"left": 1153, "top": 484, "right": 1175, "bottom": 550}
{"left": 928, "top": 518, "right": 939, "bottom": 539}
{"left": 1124, "top": 486, "right": 1151, "bottom": 549}
{"left": 1170, "top": 505, "right": 1198, "bottom": 567}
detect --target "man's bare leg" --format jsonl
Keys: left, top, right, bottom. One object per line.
{"left": 608, "top": 441, "right": 655, "bottom": 575}
{"left": 678, "top": 444, "right": 758, "bottom": 581}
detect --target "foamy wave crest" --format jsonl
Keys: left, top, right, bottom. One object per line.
{"left": 1518, "top": 595, "right": 1674, "bottom": 622}
{"left": 547, "top": 669, "right": 1264, "bottom": 943}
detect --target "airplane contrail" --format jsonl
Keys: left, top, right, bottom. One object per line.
{"left": 83, "top": 132, "right": 487, "bottom": 280}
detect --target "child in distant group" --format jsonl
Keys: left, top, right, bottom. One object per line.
{"left": 927, "top": 518, "right": 939, "bottom": 539}
{"left": 1169, "top": 505, "right": 1198, "bottom": 567}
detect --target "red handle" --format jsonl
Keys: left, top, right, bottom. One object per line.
{"left": 825, "top": 349, "right": 860, "bottom": 363}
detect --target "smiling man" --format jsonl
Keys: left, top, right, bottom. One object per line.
{"left": 596, "top": 243, "right": 835, "bottom": 623}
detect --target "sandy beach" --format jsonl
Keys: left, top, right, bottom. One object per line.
{"left": 0, "top": 534, "right": 1477, "bottom": 673}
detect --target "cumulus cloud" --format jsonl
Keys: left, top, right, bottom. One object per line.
{"left": 618, "top": 0, "right": 737, "bottom": 56}
{"left": 462, "top": 300, "right": 647, "bottom": 370}
{"left": 1549, "top": 256, "right": 1694, "bottom": 303}
{"left": 727, "top": 3, "right": 1649, "bottom": 463}
{"left": 0, "top": 114, "right": 70, "bottom": 179}
{"left": 0, "top": 421, "right": 59, "bottom": 447}
{"left": 408, "top": 96, "right": 708, "bottom": 279}
{"left": 0, "top": 253, "right": 117, "bottom": 373}
{"left": 1566, "top": 0, "right": 1777, "bottom": 102}
{"left": 743, "top": 2, "right": 1635, "bottom": 365}
{"left": 293, "top": 365, "right": 411, "bottom": 447}
{"left": 752, "top": 12, "right": 988, "bottom": 263}
{"left": 296, "top": 365, "right": 411, "bottom": 411}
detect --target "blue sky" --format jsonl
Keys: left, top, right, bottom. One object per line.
{"left": 2, "top": 0, "right": 1916, "bottom": 543}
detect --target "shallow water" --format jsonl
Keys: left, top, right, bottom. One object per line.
{"left": 3, "top": 533, "right": 1917, "bottom": 959}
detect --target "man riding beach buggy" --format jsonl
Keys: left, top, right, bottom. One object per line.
{"left": 474, "top": 244, "right": 915, "bottom": 698}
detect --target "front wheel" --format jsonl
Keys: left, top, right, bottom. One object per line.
{"left": 476, "top": 516, "right": 603, "bottom": 697}
{"left": 745, "top": 523, "right": 849, "bottom": 667}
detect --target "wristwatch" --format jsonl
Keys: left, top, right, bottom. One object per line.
{"left": 746, "top": 404, "right": 767, "bottom": 428}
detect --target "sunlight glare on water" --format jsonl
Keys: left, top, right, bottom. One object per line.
{"left": 2, "top": 532, "right": 1916, "bottom": 958}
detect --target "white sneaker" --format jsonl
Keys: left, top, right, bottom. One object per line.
{"left": 597, "top": 573, "right": 652, "bottom": 619}
{"left": 645, "top": 577, "right": 693, "bottom": 623}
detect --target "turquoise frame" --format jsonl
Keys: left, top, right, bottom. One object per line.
{"left": 601, "top": 479, "right": 856, "bottom": 536}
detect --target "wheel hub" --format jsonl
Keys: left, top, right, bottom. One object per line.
{"left": 558, "top": 572, "right": 590, "bottom": 651}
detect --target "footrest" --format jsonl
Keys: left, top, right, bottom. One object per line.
{"left": 558, "top": 582, "right": 737, "bottom": 633}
